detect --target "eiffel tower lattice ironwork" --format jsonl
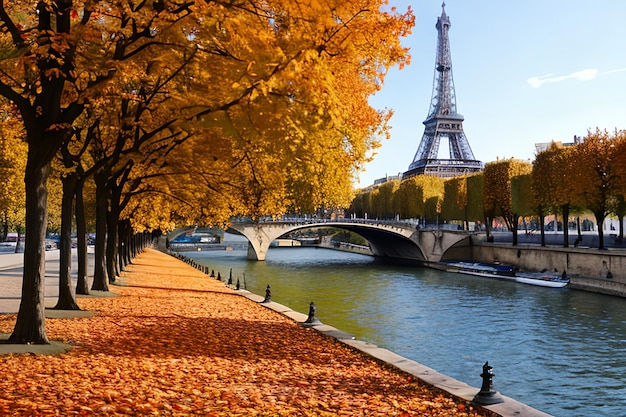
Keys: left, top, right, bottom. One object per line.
{"left": 403, "top": 3, "right": 483, "bottom": 179}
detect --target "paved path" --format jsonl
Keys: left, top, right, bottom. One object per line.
{"left": 0, "top": 250, "right": 88, "bottom": 313}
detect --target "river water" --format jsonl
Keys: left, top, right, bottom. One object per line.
{"left": 183, "top": 245, "right": 626, "bottom": 417}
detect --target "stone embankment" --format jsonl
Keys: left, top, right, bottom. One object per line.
{"left": 447, "top": 237, "right": 626, "bottom": 298}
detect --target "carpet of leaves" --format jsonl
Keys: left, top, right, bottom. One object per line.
{"left": 0, "top": 249, "right": 490, "bottom": 416}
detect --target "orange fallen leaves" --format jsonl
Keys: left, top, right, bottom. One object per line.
{"left": 0, "top": 249, "right": 490, "bottom": 416}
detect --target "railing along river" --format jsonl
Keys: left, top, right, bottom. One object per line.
{"left": 183, "top": 243, "right": 626, "bottom": 417}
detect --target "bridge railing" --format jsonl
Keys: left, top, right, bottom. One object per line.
{"left": 229, "top": 216, "right": 469, "bottom": 232}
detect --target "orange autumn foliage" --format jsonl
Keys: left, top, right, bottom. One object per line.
{"left": 0, "top": 249, "right": 488, "bottom": 416}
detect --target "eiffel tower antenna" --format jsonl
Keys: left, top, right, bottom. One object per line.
{"left": 403, "top": 2, "right": 483, "bottom": 179}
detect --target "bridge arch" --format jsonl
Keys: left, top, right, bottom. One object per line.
{"left": 227, "top": 220, "right": 473, "bottom": 263}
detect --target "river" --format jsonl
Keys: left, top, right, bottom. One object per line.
{"left": 183, "top": 243, "right": 626, "bottom": 417}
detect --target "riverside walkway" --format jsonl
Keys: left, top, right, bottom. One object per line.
{"left": 0, "top": 249, "right": 548, "bottom": 416}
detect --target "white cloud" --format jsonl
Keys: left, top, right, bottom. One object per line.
{"left": 527, "top": 68, "right": 599, "bottom": 88}
{"left": 603, "top": 67, "right": 626, "bottom": 75}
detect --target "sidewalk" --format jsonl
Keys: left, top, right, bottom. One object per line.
{"left": 0, "top": 249, "right": 545, "bottom": 416}
{"left": 0, "top": 250, "right": 63, "bottom": 314}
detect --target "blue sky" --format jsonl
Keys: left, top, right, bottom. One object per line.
{"left": 360, "top": 0, "right": 626, "bottom": 186}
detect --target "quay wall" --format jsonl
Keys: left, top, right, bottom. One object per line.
{"left": 445, "top": 240, "right": 626, "bottom": 297}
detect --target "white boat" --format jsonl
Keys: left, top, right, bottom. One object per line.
{"left": 440, "top": 261, "right": 569, "bottom": 288}
{"left": 444, "top": 261, "right": 517, "bottom": 281}
{"left": 514, "top": 272, "right": 569, "bottom": 288}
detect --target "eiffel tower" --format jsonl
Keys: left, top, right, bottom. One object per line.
{"left": 403, "top": 3, "right": 483, "bottom": 179}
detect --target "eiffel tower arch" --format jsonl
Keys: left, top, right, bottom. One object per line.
{"left": 403, "top": 3, "right": 483, "bottom": 179}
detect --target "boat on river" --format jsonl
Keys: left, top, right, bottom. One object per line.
{"left": 438, "top": 261, "right": 569, "bottom": 288}
{"left": 515, "top": 271, "right": 570, "bottom": 288}
{"left": 444, "top": 261, "right": 516, "bottom": 281}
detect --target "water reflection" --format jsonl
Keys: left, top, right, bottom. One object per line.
{"left": 186, "top": 246, "right": 626, "bottom": 417}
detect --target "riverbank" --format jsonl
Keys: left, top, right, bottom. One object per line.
{"left": 444, "top": 236, "right": 626, "bottom": 298}
{"left": 0, "top": 248, "right": 499, "bottom": 416}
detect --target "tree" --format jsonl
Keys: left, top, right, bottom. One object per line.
{"left": 466, "top": 173, "right": 484, "bottom": 231}
{"left": 511, "top": 173, "right": 533, "bottom": 233}
{"left": 48, "top": 160, "right": 80, "bottom": 310}
{"left": 532, "top": 143, "right": 582, "bottom": 247}
{"left": 349, "top": 191, "right": 373, "bottom": 219}
{"left": 421, "top": 176, "right": 445, "bottom": 224}
{"left": 373, "top": 180, "right": 399, "bottom": 219}
{"left": 572, "top": 129, "right": 622, "bottom": 249}
{"left": 531, "top": 145, "right": 560, "bottom": 246}
{"left": 546, "top": 144, "right": 580, "bottom": 247}
{"left": 395, "top": 178, "right": 421, "bottom": 219}
{"left": 441, "top": 176, "right": 467, "bottom": 229}
{"left": 483, "top": 159, "right": 532, "bottom": 245}
{"left": 0, "top": 1, "right": 87, "bottom": 343}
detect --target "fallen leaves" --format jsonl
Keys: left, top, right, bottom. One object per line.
{"left": 0, "top": 249, "right": 489, "bottom": 416}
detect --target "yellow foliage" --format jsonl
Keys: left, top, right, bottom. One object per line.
{"left": 0, "top": 103, "right": 27, "bottom": 231}
{"left": 483, "top": 159, "right": 531, "bottom": 229}
{"left": 0, "top": 0, "right": 414, "bottom": 232}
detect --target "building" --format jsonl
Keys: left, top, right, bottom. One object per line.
{"left": 403, "top": 3, "right": 483, "bottom": 179}
{"left": 535, "top": 135, "right": 582, "bottom": 154}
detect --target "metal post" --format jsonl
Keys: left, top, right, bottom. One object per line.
{"left": 303, "top": 301, "right": 321, "bottom": 325}
{"left": 262, "top": 285, "right": 271, "bottom": 303}
{"left": 472, "top": 361, "right": 504, "bottom": 405}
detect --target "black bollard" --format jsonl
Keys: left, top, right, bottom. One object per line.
{"left": 262, "top": 284, "right": 271, "bottom": 303}
{"left": 228, "top": 268, "right": 233, "bottom": 285}
{"left": 303, "top": 301, "right": 321, "bottom": 325}
{"left": 217, "top": 272, "right": 221, "bottom": 281}
{"left": 210, "top": 269, "right": 215, "bottom": 278}
{"left": 236, "top": 279, "right": 240, "bottom": 290}
{"left": 472, "top": 361, "right": 504, "bottom": 405}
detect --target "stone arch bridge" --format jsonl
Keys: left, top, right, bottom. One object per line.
{"left": 227, "top": 219, "right": 475, "bottom": 263}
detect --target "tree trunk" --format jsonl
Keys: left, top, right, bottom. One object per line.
{"left": 2, "top": 212, "right": 8, "bottom": 241}
{"left": 539, "top": 213, "right": 546, "bottom": 247}
{"left": 105, "top": 205, "right": 119, "bottom": 282}
{"left": 9, "top": 153, "right": 50, "bottom": 344}
{"left": 127, "top": 223, "right": 135, "bottom": 262}
{"left": 75, "top": 179, "right": 89, "bottom": 295}
{"left": 91, "top": 173, "right": 109, "bottom": 291}
{"left": 106, "top": 180, "right": 126, "bottom": 281}
{"left": 117, "top": 222, "right": 125, "bottom": 272}
{"left": 511, "top": 214, "right": 519, "bottom": 246}
{"left": 562, "top": 204, "right": 570, "bottom": 248}
{"left": 14, "top": 228, "right": 22, "bottom": 253}
{"left": 53, "top": 173, "right": 80, "bottom": 310}
{"left": 595, "top": 211, "right": 606, "bottom": 250}
{"left": 118, "top": 220, "right": 132, "bottom": 270}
